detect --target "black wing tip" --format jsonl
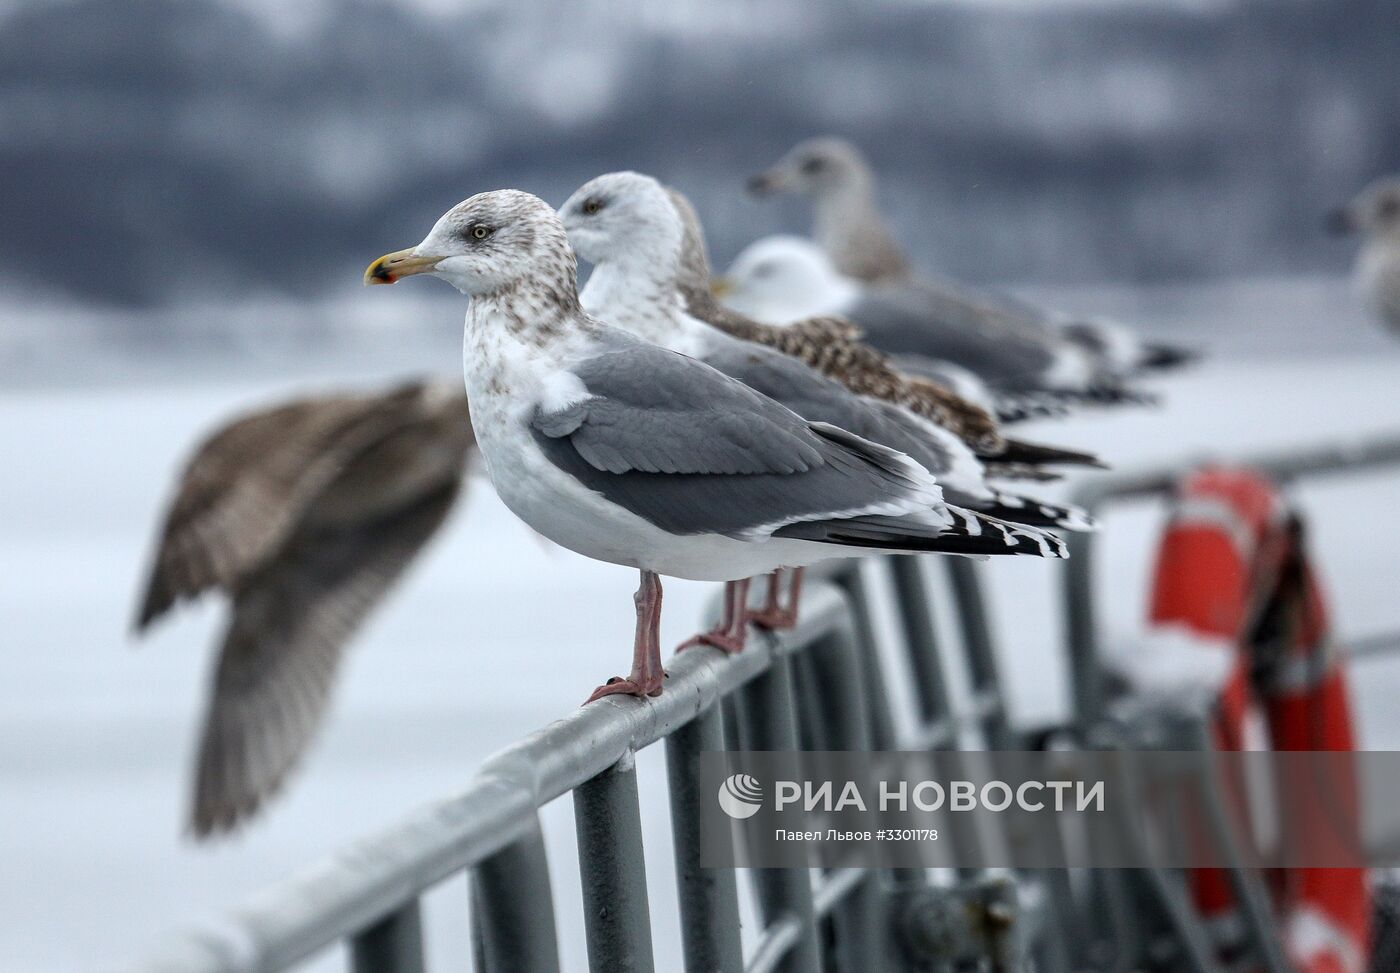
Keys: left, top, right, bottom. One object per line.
{"left": 133, "top": 578, "right": 174, "bottom": 635}
{"left": 1141, "top": 343, "right": 1201, "bottom": 371}
{"left": 994, "top": 437, "right": 1107, "bottom": 470}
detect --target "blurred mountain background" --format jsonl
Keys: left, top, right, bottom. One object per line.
{"left": 2, "top": 0, "right": 1397, "bottom": 309}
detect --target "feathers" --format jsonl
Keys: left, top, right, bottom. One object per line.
{"left": 134, "top": 379, "right": 475, "bottom": 837}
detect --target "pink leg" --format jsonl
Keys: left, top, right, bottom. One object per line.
{"left": 585, "top": 570, "right": 667, "bottom": 703}
{"left": 677, "top": 578, "right": 752, "bottom": 655}
{"left": 747, "top": 568, "right": 805, "bottom": 631}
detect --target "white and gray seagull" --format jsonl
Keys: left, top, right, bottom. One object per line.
{"left": 745, "top": 136, "right": 1195, "bottom": 398}
{"left": 559, "top": 171, "right": 1089, "bottom": 645}
{"left": 366, "top": 190, "right": 1066, "bottom": 703}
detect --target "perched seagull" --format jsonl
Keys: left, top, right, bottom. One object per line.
{"left": 366, "top": 190, "right": 1067, "bottom": 703}
{"left": 719, "top": 235, "right": 1148, "bottom": 405}
{"left": 746, "top": 136, "right": 1195, "bottom": 394}
{"left": 1330, "top": 176, "right": 1400, "bottom": 339}
{"left": 663, "top": 185, "right": 1094, "bottom": 475}
{"left": 558, "top": 172, "right": 1090, "bottom": 644}
{"left": 135, "top": 379, "right": 473, "bottom": 837}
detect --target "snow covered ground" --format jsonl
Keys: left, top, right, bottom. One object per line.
{"left": 4, "top": 279, "right": 1400, "bottom": 971}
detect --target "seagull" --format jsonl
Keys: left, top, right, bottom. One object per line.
{"left": 366, "top": 190, "right": 1067, "bottom": 703}
{"left": 1329, "top": 176, "right": 1400, "bottom": 339}
{"left": 719, "top": 234, "right": 1152, "bottom": 406}
{"left": 663, "top": 184, "right": 1096, "bottom": 475}
{"left": 746, "top": 136, "right": 1195, "bottom": 395}
{"left": 135, "top": 378, "right": 474, "bottom": 837}
{"left": 558, "top": 172, "right": 1091, "bottom": 645}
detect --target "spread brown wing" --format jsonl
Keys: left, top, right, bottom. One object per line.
{"left": 135, "top": 387, "right": 445, "bottom": 630}
{"left": 189, "top": 478, "right": 464, "bottom": 838}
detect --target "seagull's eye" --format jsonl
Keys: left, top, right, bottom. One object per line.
{"left": 471, "top": 225, "right": 491, "bottom": 240}
{"left": 1379, "top": 197, "right": 1400, "bottom": 220}
{"left": 800, "top": 157, "right": 825, "bottom": 175}
{"left": 583, "top": 197, "right": 605, "bottom": 216}
{"left": 753, "top": 262, "right": 775, "bottom": 278}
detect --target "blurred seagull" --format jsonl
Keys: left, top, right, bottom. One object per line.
{"left": 558, "top": 172, "right": 1090, "bottom": 643}
{"left": 135, "top": 379, "right": 474, "bottom": 838}
{"left": 1330, "top": 176, "right": 1400, "bottom": 339}
{"left": 746, "top": 136, "right": 1195, "bottom": 395}
{"left": 366, "top": 190, "right": 1067, "bottom": 703}
{"left": 662, "top": 184, "right": 1095, "bottom": 476}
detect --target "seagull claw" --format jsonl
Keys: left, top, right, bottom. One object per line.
{"left": 584, "top": 673, "right": 666, "bottom": 704}
{"left": 676, "top": 630, "right": 748, "bottom": 655}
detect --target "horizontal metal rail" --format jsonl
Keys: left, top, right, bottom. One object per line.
{"left": 126, "top": 552, "right": 1017, "bottom": 973}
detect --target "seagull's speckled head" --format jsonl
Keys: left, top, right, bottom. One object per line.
{"left": 747, "top": 136, "right": 869, "bottom": 198}
{"left": 1330, "top": 177, "right": 1400, "bottom": 239}
{"left": 558, "top": 171, "right": 684, "bottom": 271}
{"left": 365, "top": 189, "right": 576, "bottom": 297}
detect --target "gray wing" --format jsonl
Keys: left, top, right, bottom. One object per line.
{"left": 531, "top": 341, "right": 934, "bottom": 538}
{"left": 847, "top": 290, "right": 1063, "bottom": 392}
{"left": 699, "top": 335, "right": 962, "bottom": 485}
{"left": 190, "top": 479, "right": 464, "bottom": 838}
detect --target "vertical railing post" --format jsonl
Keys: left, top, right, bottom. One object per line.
{"left": 470, "top": 822, "right": 561, "bottom": 973}
{"left": 350, "top": 900, "right": 426, "bottom": 973}
{"left": 665, "top": 708, "right": 745, "bottom": 973}
{"left": 574, "top": 753, "right": 656, "bottom": 973}
{"left": 809, "top": 607, "right": 901, "bottom": 973}
{"left": 826, "top": 560, "right": 897, "bottom": 749}
{"left": 738, "top": 655, "right": 822, "bottom": 973}
{"left": 945, "top": 558, "right": 1014, "bottom": 749}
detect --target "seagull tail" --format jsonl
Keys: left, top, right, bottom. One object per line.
{"left": 992, "top": 437, "right": 1107, "bottom": 470}
{"left": 1138, "top": 341, "right": 1201, "bottom": 372}
{"left": 990, "top": 391, "right": 1074, "bottom": 425}
{"left": 1051, "top": 383, "right": 1161, "bottom": 408}
{"left": 773, "top": 508, "right": 1068, "bottom": 559}
{"left": 969, "top": 488, "right": 1097, "bottom": 532}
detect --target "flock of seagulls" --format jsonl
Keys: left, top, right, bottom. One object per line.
{"left": 135, "top": 138, "right": 1395, "bottom": 837}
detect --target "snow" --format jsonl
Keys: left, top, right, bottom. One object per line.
{"left": 4, "top": 284, "right": 1400, "bottom": 971}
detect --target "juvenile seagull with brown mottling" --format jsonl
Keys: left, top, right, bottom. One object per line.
{"left": 136, "top": 379, "right": 474, "bottom": 838}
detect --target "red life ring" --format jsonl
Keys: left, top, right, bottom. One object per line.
{"left": 1146, "top": 468, "right": 1370, "bottom": 973}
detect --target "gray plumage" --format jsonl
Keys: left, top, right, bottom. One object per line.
{"left": 135, "top": 379, "right": 474, "bottom": 838}
{"left": 532, "top": 334, "right": 935, "bottom": 538}
{"left": 747, "top": 137, "right": 1195, "bottom": 393}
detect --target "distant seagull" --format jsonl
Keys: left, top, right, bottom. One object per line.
{"left": 663, "top": 186, "right": 1092, "bottom": 479}
{"left": 1330, "top": 176, "right": 1400, "bottom": 338}
{"left": 558, "top": 172, "right": 1089, "bottom": 644}
{"left": 746, "top": 136, "right": 1194, "bottom": 394}
{"left": 366, "top": 191, "right": 1066, "bottom": 703}
{"left": 135, "top": 379, "right": 474, "bottom": 838}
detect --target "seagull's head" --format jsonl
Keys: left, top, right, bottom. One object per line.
{"left": 1328, "top": 177, "right": 1400, "bottom": 240}
{"left": 558, "top": 171, "right": 684, "bottom": 273}
{"left": 365, "top": 190, "right": 575, "bottom": 297}
{"left": 716, "top": 235, "right": 852, "bottom": 323}
{"left": 747, "top": 136, "right": 869, "bottom": 199}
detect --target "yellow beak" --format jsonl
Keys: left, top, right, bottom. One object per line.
{"left": 710, "top": 276, "right": 734, "bottom": 299}
{"left": 364, "top": 249, "right": 442, "bottom": 285}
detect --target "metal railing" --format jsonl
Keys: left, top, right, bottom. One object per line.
{"left": 125, "top": 431, "right": 1400, "bottom": 973}
{"left": 126, "top": 554, "right": 1034, "bottom": 973}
